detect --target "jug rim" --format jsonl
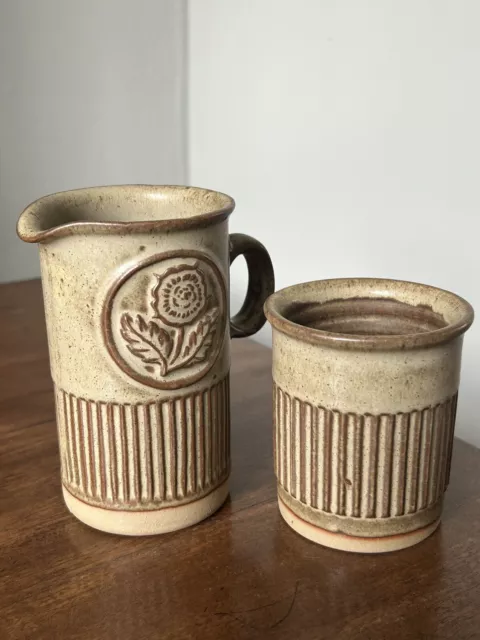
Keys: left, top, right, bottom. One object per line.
{"left": 17, "top": 184, "right": 235, "bottom": 243}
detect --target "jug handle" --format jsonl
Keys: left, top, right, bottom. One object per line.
{"left": 229, "top": 233, "right": 275, "bottom": 338}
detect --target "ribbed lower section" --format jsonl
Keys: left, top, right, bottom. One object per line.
{"left": 55, "top": 376, "right": 230, "bottom": 510}
{"left": 273, "top": 384, "right": 457, "bottom": 519}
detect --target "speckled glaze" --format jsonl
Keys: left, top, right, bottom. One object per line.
{"left": 265, "top": 278, "right": 474, "bottom": 553}
{"left": 17, "top": 185, "right": 274, "bottom": 535}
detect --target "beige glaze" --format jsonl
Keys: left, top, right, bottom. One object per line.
{"left": 17, "top": 185, "right": 274, "bottom": 535}
{"left": 265, "top": 278, "right": 474, "bottom": 553}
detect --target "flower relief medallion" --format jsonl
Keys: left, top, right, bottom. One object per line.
{"left": 103, "top": 251, "right": 227, "bottom": 389}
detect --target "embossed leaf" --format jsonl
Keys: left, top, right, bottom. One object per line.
{"left": 181, "top": 306, "right": 219, "bottom": 364}
{"left": 120, "top": 313, "right": 172, "bottom": 375}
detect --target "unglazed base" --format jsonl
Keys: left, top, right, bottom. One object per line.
{"left": 278, "top": 498, "right": 440, "bottom": 554}
{"left": 63, "top": 481, "right": 229, "bottom": 536}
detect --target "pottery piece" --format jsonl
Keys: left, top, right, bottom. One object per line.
{"left": 264, "top": 278, "right": 473, "bottom": 553}
{"left": 17, "top": 185, "right": 274, "bottom": 535}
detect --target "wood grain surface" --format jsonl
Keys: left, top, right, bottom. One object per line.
{"left": 1, "top": 280, "right": 480, "bottom": 640}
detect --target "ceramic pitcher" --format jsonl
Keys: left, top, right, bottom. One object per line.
{"left": 17, "top": 185, "right": 274, "bottom": 535}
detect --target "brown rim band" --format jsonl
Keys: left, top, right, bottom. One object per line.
{"left": 17, "top": 185, "right": 235, "bottom": 243}
{"left": 264, "top": 277, "right": 474, "bottom": 351}
{"left": 63, "top": 471, "right": 230, "bottom": 513}
{"left": 277, "top": 485, "right": 443, "bottom": 538}
{"left": 279, "top": 496, "right": 440, "bottom": 543}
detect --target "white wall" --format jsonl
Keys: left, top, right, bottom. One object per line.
{"left": 189, "top": 0, "right": 480, "bottom": 445}
{"left": 0, "top": 0, "right": 187, "bottom": 282}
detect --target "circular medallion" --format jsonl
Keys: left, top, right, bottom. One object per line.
{"left": 102, "top": 251, "right": 227, "bottom": 389}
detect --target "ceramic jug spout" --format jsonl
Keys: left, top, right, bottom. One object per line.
{"left": 17, "top": 192, "right": 74, "bottom": 243}
{"left": 16, "top": 185, "right": 236, "bottom": 244}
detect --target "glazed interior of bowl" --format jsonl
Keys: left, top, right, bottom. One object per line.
{"left": 287, "top": 297, "right": 447, "bottom": 336}
{"left": 264, "top": 278, "right": 474, "bottom": 349}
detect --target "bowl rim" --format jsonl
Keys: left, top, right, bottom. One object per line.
{"left": 264, "top": 277, "right": 474, "bottom": 351}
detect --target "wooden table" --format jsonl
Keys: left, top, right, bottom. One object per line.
{"left": 1, "top": 280, "right": 480, "bottom": 640}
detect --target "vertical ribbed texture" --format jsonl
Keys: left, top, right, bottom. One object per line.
{"left": 274, "top": 384, "right": 458, "bottom": 519}
{"left": 56, "top": 376, "right": 230, "bottom": 509}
